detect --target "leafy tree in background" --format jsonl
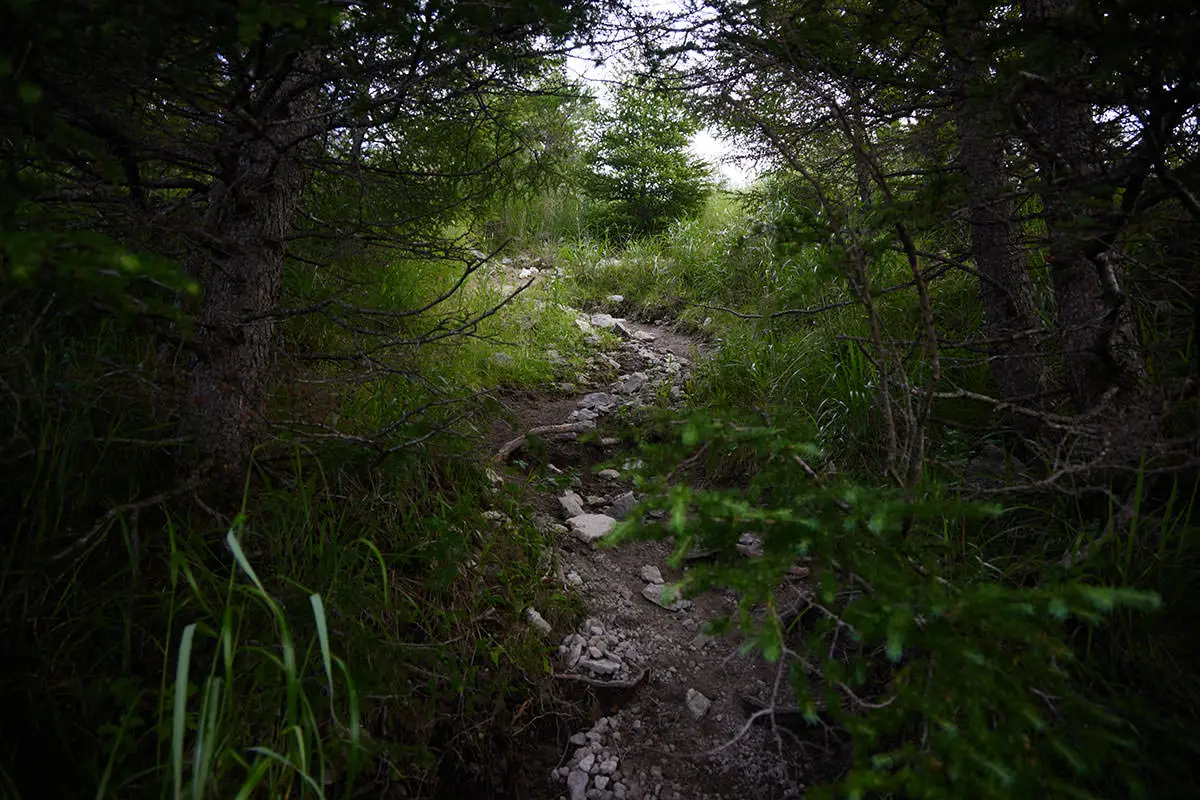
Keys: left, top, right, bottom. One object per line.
{"left": 581, "top": 75, "right": 712, "bottom": 238}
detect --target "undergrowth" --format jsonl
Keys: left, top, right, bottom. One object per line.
{"left": 556, "top": 183, "right": 1200, "bottom": 796}
{"left": 0, "top": 251, "right": 587, "bottom": 798}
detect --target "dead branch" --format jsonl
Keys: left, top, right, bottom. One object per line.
{"left": 493, "top": 421, "right": 596, "bottom": 462}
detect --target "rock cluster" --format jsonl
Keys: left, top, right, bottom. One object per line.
{"left": 556, "top": 618, "right": 641, "bottom": 684}
{"left": 552, "top": 714, "right": 630, "bottom": 800}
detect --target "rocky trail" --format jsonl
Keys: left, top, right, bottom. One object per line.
{"left": 488, "top": 308, "right": 835, "bottom": 800}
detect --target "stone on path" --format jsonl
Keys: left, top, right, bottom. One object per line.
{"left": 590, "top": 313, "right": 617, "bottom": 329}
{"left": 567, "top": 769, "right": 589, "bottom": 800}
{"left": 641, "top": 582, "right": 691, "bottom": 611}
{"left": 685, "top": 688, "right": 712, "bottom": 720}
{"left": 579, "top": 392, "right": 618, "bottom": 409}
{"left": 640, "top": 565, "right": 664, "bottom": 584}
{"left": 568, "top": 513, "right": 617, "bottom": 544}
{"left": 607, "top": 490, "right": 637, "bottom": 519}
{"left": 615, "top": 372, "right": 648, "bottom": 394}
{"left": 613, "top": 320, "right": 636, "bottom": 339}
{"left": 559, "top": 490, "right": 585, "bottom": 518}
{"left": 598, "top": 468, "right": 620, "bottom": 480}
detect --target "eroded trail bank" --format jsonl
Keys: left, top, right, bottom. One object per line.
{"left": 489, "top": 313, "right": 828, "bottom": 800}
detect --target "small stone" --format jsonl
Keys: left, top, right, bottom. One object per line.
{"left": 586, "top": 495, "right": 605, "bottom": 506}
{"left": 568, "top": 514, "right": 618, "bottom": 544}
{"left": 569, "top": 732, "right": 587, "bottom": 746}
{"left": 685, "top": 688, "right": 712, "bottom": 720}
{"left": 613, "top": 783, "right": 628, "bottom": 800}
{"left": 559, "top": 491, "right": 585, "bottom": 518}
{"left": 590, "top": 313, "right": 617, "bottom": 329}
{"left": 639, "top": 565, "right": 664, "bottom": 584}
{"left": 641, "top": 583, "right": 690, "bottom": 611}
{"left": 567, "top": 769, "right": 589, "bottom": 800}
{"left": 589, "top": 645, "right": 604, "bottom": 659}
{"left": 599, "top": 758, "right": 619, "bottom": 775}
{"left": 615, "top": 372, "right": 648, "bottom": 394}
{"left": 607, "top": 294, "right": 624, "bottom": 303}
{"left": 650, "top": 766, "right": 663, "bottom": 780}
{"left": 633, "top": 330, "right": 658, "bottom": 342}
{"left": 580, "top": 392, "right": 618, "bottom": 409}
{"left": 598, "top": 469, "right": 621, "bottom": 480}
{"left": 607, "top": 491, "right": 637, "bottom": 519}
{"left": 525, "top": 607, "right": 552, "bottom": 636}
{"left": 567, "top": 571, "right": 584, "bottom": 587}
{"left": 612, "top": 320, "right": 636, "bottom": 339}
{"left": 579, "top": 658, "right": 621, "bottom": 676}
{"left": 575, "top": 318, "right": 595, "bottom": 334}
{"left": 595, "top": 775, "right": 610, "bottom": 791}
{"left": 579, "top": 753, "right": 596, "bottom": 773}
{"left": 491, "top": 351, "right": 515, "bottom": 367}
{"left": 600, "top": 437, "right": 620, "bottom": 446}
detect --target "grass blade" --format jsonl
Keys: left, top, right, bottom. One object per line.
{"left": 172, "top": 623, "right": 197, "bottom": 800}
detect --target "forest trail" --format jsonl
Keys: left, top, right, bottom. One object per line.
{"left": 488, "top": 311, "right": 827, "bottom": 800}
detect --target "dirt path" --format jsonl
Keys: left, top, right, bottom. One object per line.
{"left": 490, "top": 313, "right": 823, "bottom": 800}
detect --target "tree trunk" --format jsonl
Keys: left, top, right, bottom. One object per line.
{"left": 185, "top": 47, "right": 320, "bottom": 486}
{"left": 952, "top": 35, "right": 1046, "bottom": 430}
{"left": 1021, "top": 0, "right": 1144, "bottom": 410}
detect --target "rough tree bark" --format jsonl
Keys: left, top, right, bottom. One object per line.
{"left": 185, "top": 47, "right": 322, "bottom": 485}
{"left": 951, "top": 20, "right": 1046, "bottom": 432}
{"left": 1021, "top": 0, "right": 1145, "bottom": 411}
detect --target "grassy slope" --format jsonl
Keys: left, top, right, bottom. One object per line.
{"left": 0, "top": 252, "right": 594, "bottom": 798}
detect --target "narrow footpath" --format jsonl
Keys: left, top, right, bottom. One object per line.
{"left": 490, "top": 311, "right": 829, "bottom": 800}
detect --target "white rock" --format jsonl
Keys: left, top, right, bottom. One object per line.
{"left": 633, "top": 330, "right": 658, "bottom": 342}
{"left": 685, "top": 688, "right": 712, "bottom": 720}
{"left": 567, "top": 768, "right": 590, "bottom": 800}
{"left": 567, "top": 571, "right": 584, "bottom": 587}
{"left": 579, "top": 658, "right": 621, "bottom": 675}
{"left": 525, "top": 607, "right": 552, "bottom": 636}
{"left": 607, "top": 294, "right": 624, "bottom": 303}
{"left": 590, "top": 313, "right": 617, "bottom": 329}
{"left": 491, "top": 352, "right": 514, "bottom": 367}
{"left": 578, "top": 753, "right": 596, "bottom": 773}
{"left": 569, "top": 732, "right": 587, "bottom": 746}
{"left": 598, "top": 469, "right": 620, "bottom": 480}
{"left": 640, "top": 565, "right": 664, "bottom": 584}
{"left": 599, "top": 758, "right": 619, "bottom": 775}
{"left": 641, "top": 582, "right": 690, "bottom": 610}
{"left": 612, "top": 320, "right": 636, "bottom": 339}
{"left": 568, "top": 514, "right": 617, "bottom": 544}
{"left": 559, "top": 491, "right": 585, "bottom": 518}
{"left": 594, "top": 775, "right": 610, "bottom": 791}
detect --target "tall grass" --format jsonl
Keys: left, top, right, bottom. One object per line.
{"left": 0, "top": 243, "right": 589, "bottom": 797}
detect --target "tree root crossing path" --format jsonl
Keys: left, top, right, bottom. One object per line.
{"left": 490, "top": 311, "right": 832, "bottom": 800}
